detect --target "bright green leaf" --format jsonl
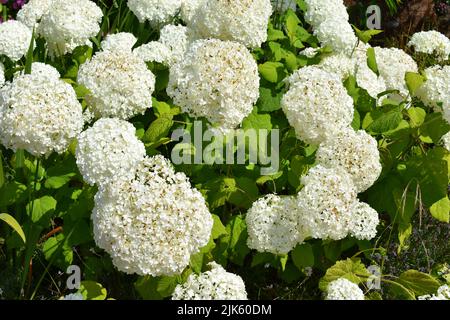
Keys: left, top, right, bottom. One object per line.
{"left": 0, "top": 213, "right": 26, "bottom": 244}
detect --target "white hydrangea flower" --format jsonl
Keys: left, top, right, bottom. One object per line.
{"left": 317, "top": 53, "right": 355, "bottom": 81}
{"left": 75, "top": 118, "right": 146, "bottom": 186}
{"left": 304, "top": 0, "right": 349, "bottom": 27}
{"left": 180, "top": 0, "right": 205, "bottom": 24}
{"left": 0, "top": 20, "right": 33, "bottom": 61}
{"left": 374, "top": 47, "right": 418, "bottom": 98}
{"left": 167, "top": 39, "right": 259, "bottom": 131}
{"left": 0, "top": 63, "right": 83, "bottom": 157}
{"left": 101, "top": 32, "right": 137, "bottom": 53}
{"left": 187, "top": 0, "right": 273, "bottom": 48}
{"left": 19, "top": 62, "right": 61, "bottom": 80}
{"left": 296, "top": 165, "right": 357, "bottom": 240}
{"left": 415, "top": 65, "right": 450, "bottom": 120}
{"left": 314, "top": 18, "right": 358, "bottom": 55}
{"left": 418, "top": 285, "right": 450, "bottom": 300}
{"left": 159, "top": 24, "right": 190, "bottom": 65}
{"left": 16, "top": 0, "right": 54, "bottom": 29}
{"left": 326, "top": 278, "right": 365, "bottom": 300}
{"left": 37, "top": 0, "right": 103, "bottom": 57}
{"left": 348, "top": 201, "right": 379, "bottom": 240}
{"left": 127, "top": 0, "right": 181, "bottom": 25}
{"left": 316, "top": 128, "right": 382, "bottom": 192}
{"left": 172, "top": 262, "right": 247, "bottom": 300}
{"left": 133, "top": 41, "right": 173, "bottom": 65}
{"left": 60, "top": 293, "right": 84, "bottom": 300}
{"left": 78, "top": 50, "right": 155, "bottom": 120}
{"left": 92, "top": 155, "right": 213, "bottom": 276}
{"left": 408, "top": 31, "right": 450, "bottom": 62}
{"left": 441, "top": 132, "right": 450, "bottom": 152}
{"left": 282, "top": 66, "right": 354, "bottom": 145}
{"left": 246, "top": 194, "right": 307, "bottom": 255}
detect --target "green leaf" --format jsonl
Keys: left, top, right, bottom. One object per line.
{"left": 397, "top": 270, "right": 441, "bottom": 296}
{"left": 211, "top": 214, "right": 227, "bottom": 239}
{"left": 366, "top": 47, "right": 379, "bottom": 76}
{"left": 419, "top": 113, "right": 450, "bottom": 144}
{"left": 143, "top": 115, "right": 173, "bottom": 143}
{"left": 430, "top": 197, "right": 450, "bottom": 223}
{"left": 257, "top": 87, "right": 282, "bottom": 112}
{"left": 156, "top": 276, "right": 178, "bottom": 297}
{"left": 26, "top": 196, "right": 57, "bottom": 225}
{"left": 267, "top": 23, "right": 286, "bottom": 41}
{"left": 42, "top": 233, "right": 73, "bottom": 269}
{"left": 407, "top": 107, "right": 426, "bottom": 128}
{"left": 78, "top": 281, "right": 107, "bottom": 300}
{"left": 319, "top": 258, "right": 370, "bottom": 291}
{"left": 388, "top": 280, "right": 416, "bottom": 300}
{"left": 291, "top": 243, "right": 314, "bottom": 269}
{"left": 134, "top": 276, "right": 163, "bottom": 300}
{"left": 366, "top": 108, "right": 403, "bottom": 134}
{"left": 258, "top": 62, "right": 285, "bottom": 83}
{"left": 0, "top": 213, "right": 26, "bottom": 244}
{"left": 0, "top": 182, "right": 27, "bottom": 207}
{"left": 228, "top": 177, "right": 260, "bottom": 209}
{"left": 405, "top": 72, "right": 425, "bottom": 96}
{"left": 352, "top": 25, "right": 383, "bottom": 43}
{"left": 242, "top": 108, "right": 272, "bottom": 131}
{"left": 45, "top": 158, "right": 77, "bottom": 189}
{"left": 190, "top": 251, "right": 204, "bottom": 274}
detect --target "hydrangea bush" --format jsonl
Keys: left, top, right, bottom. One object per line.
{"left": 0, "top": 0, "right": 449, "bottom": 300}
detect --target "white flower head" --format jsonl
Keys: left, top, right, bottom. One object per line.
{"left": 78, "top": 50, "right": 155, "bottom": 120}
{"left": 304, "top": 0, "right": 349, "bottom": 27}
{"left": 180, "top": 0, "right": 205, "bottom": 24}
{"left": 127, "top": 0, "right": 181, "bottom": 25}
{"left": 0, "top": 20, "right": 33, "bottom": 61}
{"left": 133, "top": 41, "right": 173, "bottom": 65}
{"left": 172, "top": 262, "right": 247, "bottom": 300}
{"left": 187, "top": 0, "right": 273, "bottom": 48}
{"left": 408, "top": 31, "right": 450, "bottom": 62}
{"left": 75, "top": 118, "right": 146, "bottom": 186}
{"left": 101, "top": 32, "right": 137, "bottom": 53}
{"left": 0, "top": 63, "right": 83, "bottom": 157}
{"left": 297, "top": 165, "right": 357, "bottom": 240}
{"left": 326, "top": 278, "right": 365, "bottom": 300}
{"left": 348, "top": 201, "right": 379, "bottom": 240}
{"left": 316, "top": 128, "right": 382, "bottom": 192}
{"left": 17, "top": 0, "right": 54, "bottom": 29}
{"left": 318, "top": 53, "right": 355, "bottom": 81}
{"left": 167, "top": 39, "right": 259, "bottom": 131}
{"left": 282, "top": 66, "right": 354, "bottom": 145}
{"left": 441, "top": 132, "right": 450, "bottom": 152}
{"left": 313, "top": 17, "right": 358, "bottom": 55}
{"left": 246, "top": 194, "right": 307, "bottom": 255}
{"left": 374, "top": 47, "right": 418, "bottom": 98}
{"left": 0, "top": 62, "right": 5, "bottom": 87}
{"left": 93, "top": 155, "right": 213, "bottom": 276}
{"left": 37, "top": 0, "right": 103, "bottom": 57}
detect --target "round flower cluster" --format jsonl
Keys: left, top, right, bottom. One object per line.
{"left": 325, "top": 278, "right": 365, "bottom": 300}
{"left": 316, "top": 128, "right": 382, "bottom": 193}
{"left": 100, "top": 32, "right": 137, "bottom": 53}
{"left": 304, "top": 0, "right": 349, "bottom": 27}
{"left": 246, "top": 194, "right": 307, "bottom": 255}
{"left": 304, "top": 0, "right": 357, "bottom": 55}
{"left": 408, "top": 31, "right": 450, "bottom": 62}
{"left": 167, "top": 39, "right": 259, "bottom": 131}
{"left": 418, "top": 285, "right": 450, "bottom": 300}
{"left": 75, "top": 118, "right": 146, "bottom": 186}
{"left": 78, "top": 49, "right": 155, "bottom": 120}
{"left": 282, "top": 66, "right": 354, "bottom": 145}
{"left": 317, "top": 53, "right": 355, "bottom": 81}
{"left": 93, "top": 155, "right": 213, "bottom": 276}
{"left": 37, "top": 0, "right": 103, "bottom": 57}
{"left": 415, "top": 65, "right": 450, "bottom": 121}
{"left": 127, "top": 0, "right": 181, "bottom": 25}
{"left": 134, "top": 24, "right": 190, "bottom": 67}
{"left": 0, "top": 63, "right": 83, "bottom": 157}
{"left": 297, "top": 165, "right": 357, "bottom": 240}
{"left": 348, "top": 201, "right": 380, "bottom": 240}
{"left": 0, "top": 20, "right": 33, "bottom": 61}
{"left": 17, "top": 0, "right": 54, "bottom": 29}
{"left": 186, "top": 0, "right": 273, "bottom": 48}
{"left": 373, "top": 47, "right": 418, "bottom": 98}
{"left": 172, "top": 262, "right": 247, "bottom": 300}
{"left": 180, "top": 0, "right": 204, "bottom": 24}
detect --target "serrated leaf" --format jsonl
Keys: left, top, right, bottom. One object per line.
{"left": 405, "top": 72, "right": 425, "bottom": 96}
{"left": 78, "top": 281, "right": 107, "bottom": 300}
{"left": 319, "top": 258, "right": 370, "bottom": 291}
{"left": 143, "top": 115, "right": 173, "bottom": 143}
{"left": 407, "top": 107, "right": 426, "bottom": 128}
{"left": 258, "top": 62, "right": 285, "bottom": 83}
{"left": 397, "top": 270, "right": 441, "bottom": 296}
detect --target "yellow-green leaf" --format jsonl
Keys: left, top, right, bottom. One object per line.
{"left": 0, "top": 213, "right": 26, "bottom": 244}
